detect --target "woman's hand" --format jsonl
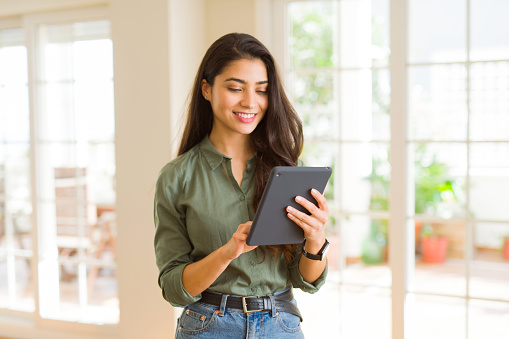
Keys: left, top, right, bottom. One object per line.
{"left": 182, "top": 222, "right": 257, "bottom": 297}
{"left": 286, "top": 188, "right": 329, "bottom": 251}
{"left": 287, "top": 188, "right": 329, "bottom": 284}
{"left": 220, "top": 221, "right": 258, "bottom": 261}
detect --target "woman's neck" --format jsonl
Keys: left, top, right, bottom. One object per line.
{"left": 209, "top": 129, "right": 254, "bottom": 160}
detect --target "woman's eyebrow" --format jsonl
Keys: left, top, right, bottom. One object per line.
{"left": 224, "top": 77, "right": 268, "bottom": 85}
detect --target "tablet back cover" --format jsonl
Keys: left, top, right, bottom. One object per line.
{"left": 246, "top": 166, "right": 331, "bottom": 246}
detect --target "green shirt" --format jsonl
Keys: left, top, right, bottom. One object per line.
{"left": 154, "top": 136, "right": 327, "bottom": 307}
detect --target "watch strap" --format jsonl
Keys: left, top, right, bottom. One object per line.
{"left": 302, "top": 238, "right": 329, "bottom": 261}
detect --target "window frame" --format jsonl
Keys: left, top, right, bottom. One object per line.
{"left": 0, "top": 6, "right": 119, "bottom": 338}
{"left": 273, "top": 0, "right": 509, "bottom": 338}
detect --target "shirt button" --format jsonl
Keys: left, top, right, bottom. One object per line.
{"left": 251, "top": 287, "right": 257, "bottom": 293}
{"left": 239, "top": 195, "right": 245, "bottom": 201}
{"left": 250, "top": 260, "right": 256, "bottom": 266}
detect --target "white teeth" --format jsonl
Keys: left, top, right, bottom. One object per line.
{"left": 236, "top": 112, "right": 255, "bottom": 119}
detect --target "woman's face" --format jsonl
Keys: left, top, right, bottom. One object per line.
{"left": 202, "top": 58, "right": 268, "bottom": 138}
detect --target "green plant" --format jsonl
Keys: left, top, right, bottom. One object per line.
{"left": 414, "top": 144, "right": 458, "bottom": 215}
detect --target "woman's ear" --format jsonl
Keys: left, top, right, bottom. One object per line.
{"left": 201, "top": 79, "right": 211, "bottom": 101}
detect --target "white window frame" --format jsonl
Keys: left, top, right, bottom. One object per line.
{"left": 0, "top": 6, "right": 118, "bottom": 339}
{"left": 273, "top": 0, "right": 509, "bottom": 338}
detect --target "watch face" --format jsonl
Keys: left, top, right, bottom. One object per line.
{"left": 322, "top": 241, "right": 330, "bottom": 256}
{"left": 321, "top": 240, "right": 330, "bottom": 259}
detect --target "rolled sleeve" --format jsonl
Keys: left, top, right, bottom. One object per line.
{"left": 159, "top": 263, "right": 201, "bottom": 307}
{"left": 154, "top": 163, "right": 200, "bottom": 307}
{"left": 288, "top": 250, "right": 328, "bottom": 294}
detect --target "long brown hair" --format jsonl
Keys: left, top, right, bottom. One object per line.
{"left": 178, "top": 33, "right": 303, "bottom": 262}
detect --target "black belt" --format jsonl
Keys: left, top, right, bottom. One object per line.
{"left": 199, "top": 287, "right": 303, "bottom": 322}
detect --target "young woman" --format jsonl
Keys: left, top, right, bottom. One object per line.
{"left": 154, "top": 33, "right": 330, "bottom": 338}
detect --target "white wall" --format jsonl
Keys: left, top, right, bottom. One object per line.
{"left": 110, "top": 0, "right": 173, "bottom": 338}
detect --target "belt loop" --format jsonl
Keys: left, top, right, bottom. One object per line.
{"left": 268, "top": 294, "right": 277, "bottom": 318}
{"left": 218, "top": 294, "right": 229, "bottom": 316}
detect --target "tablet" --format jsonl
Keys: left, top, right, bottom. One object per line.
{"left": 246, "top": 166, "right": 332, "bottom": 246}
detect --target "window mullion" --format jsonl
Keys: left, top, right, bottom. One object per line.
{"left": 24, "top": 13, "right": 42, "bottom": 324}
{"left": 390, "top": 1, "right": 409, "bottom": 339}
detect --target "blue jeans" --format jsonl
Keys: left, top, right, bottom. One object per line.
{"left": 174, "top": 288, "right": 304, "bottom": 338}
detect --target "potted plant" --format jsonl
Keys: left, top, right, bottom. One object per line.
{"left": 414, "top": 144, "right": 459, "bottom": 263}
{"left": 420, "top": 223, "right": 449, "bottom": 263}
{"left": 503, "top": 236, "right": 509, "bottom": 261}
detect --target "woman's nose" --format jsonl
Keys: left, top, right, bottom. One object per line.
{"left": 241, "top": 91, "right": 256, "bottom": 109}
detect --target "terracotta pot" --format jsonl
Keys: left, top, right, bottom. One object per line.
{"left": 421, "top": 236, "right": 448, "bottom": 263}
{"left": 503, "top": 238, "right": 509, "bottom": 260}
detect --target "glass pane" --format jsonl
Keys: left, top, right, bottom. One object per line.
{"left": 58, "top": 263, "right": 80, "bottom": 319}
{"left": 341, "top": 70, "right": 390, "bottom": 141}
{"left": 85, "top": 143, "right": 116, "bottom": 205}
{"left": 37, "top": 143, "right": 78, "bottom": 201}
{"left": 470, "top": 62, "right": 509, "bottom": 141}
{"left": 468, "top": 299, "right": 509, "bottom": 339}
{"left": 75, "top": 80, "right": 115, "bottom": 142}
{"left": 0, "top": 45, "right": 27, "bottom": 85}
{"left": 414, "top": 221, "right": 466, "bottom": 296}
{"left": 408, "top": 0, "right": 466, "bottom": 63}
{"left": 0, "top": 85, "right": 30, "bottom": 142}
{"left": 55, "top": 201, "right": 79, "bottom": 238}
{"left": 300, "top": 141, "right": 337, "bottom": 168}
{"left": 290, "top": 71, "right": 337, "bottom": 140}
{"left": 87, "top": 266, "right": 119, "bottom": 324}
{"left": 54, "top": 167, "right": 86, "bottom": 201}
{"left": 471, "top": 222, "right": 509, "bottom": 302}
{"left": 408, "top": 65, "right": 467, "bottom": 141}
{"left": 0, "top": 207, "right": 5, "bottom": 250}
{"left": 341, "top": 143, "right": 390, "bottom": 213}
{"left": 300, "top": 141, "right": 337, "bottom": 212}
{"left": 38, "top": 83, "right": 75, "bottom": 142}
{"left": 294, "top": 281, "right": 340, "bottom": 337}
{"left": 342, "top": 215, "right": 390, "bottom": 281}
{"left": 74, "top": 39, "right": 113, "bottom": 81}
{"left": 372, "top": 69, "right": 391, "bottom": 141}
{"left": 410, "top": 294, "right": 466, "bottom": 339}
{"left": 470, "top": 143, "right": 509, "bottom": 221}
{"left": 340, "top": 286, "right": 391, "bottom": 339}
{"left": 2, "top": 144, "right": 31, "bottom": 200}
{"left": 411, "top": 143, "right": 466, "bottom": 218}
{"left": 10, "top": 202, "right": 32, "bottom": 251}
{"left": 43, "top": 42, "right": 73, "bottom": 82}
{"left": 371, "top": 0, "right": 390, "bottom": 67}
{"left": 0, "top": 255, "right": 33, "bottom": 311}
{"left": 0, "top": 256, "right": 6, "bottom": 307}
{"left": 288, "top": 1, "right": 334, "bottom": 70}
{"left": 15, "top": 256, "right": 34, "bottom": 311}
{"left": 470, "top": 0, "right": 509, "bottom": 61}
{"left": 339, "top": 0, "right": 389, "bottom": 68}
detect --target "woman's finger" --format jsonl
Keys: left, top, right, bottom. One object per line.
{"left": 287, "top": 202, "right": 328, "bottom": 227}
{"left": 310, "top": 188, "right": 329, "bottom": 213}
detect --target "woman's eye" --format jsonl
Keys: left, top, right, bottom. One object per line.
{"left": 257, "top": 90, "right": 268, "bottom": 94}
{"left": 227, "top": 88, "right": 241, "bottom": 92}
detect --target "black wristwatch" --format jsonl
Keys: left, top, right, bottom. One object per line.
{"left": 302, "top": 239, "right": 330, "bottom": 261}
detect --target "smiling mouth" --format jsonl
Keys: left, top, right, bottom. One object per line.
{"left": 234, "top": 112, "right": 256, "bottom": 119}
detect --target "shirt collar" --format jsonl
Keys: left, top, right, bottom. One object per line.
{"left": 199, "top": 135, "right": 231, "bottom": 171}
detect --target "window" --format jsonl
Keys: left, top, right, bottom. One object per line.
{"left": 35, "top": 19, "right": 117, "bottom": 324}
{"left": 280, "top": 0, "right": 509, "bottom": 338}
{"left": 0, "top": 27, "right": 34, "bottom": 313}
{"left": 0, "top": 10, "right": 118, "bottom": 327}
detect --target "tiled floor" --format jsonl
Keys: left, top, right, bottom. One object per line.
{"left": 296, "top": 256, "right": 509, "bottom": 339}
{"left": 2, "top": 254, "right": 509, "bottom": 338}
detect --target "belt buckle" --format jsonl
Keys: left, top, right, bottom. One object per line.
{"left": 242, "top": 296, "right": 262, "bottom": 313}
